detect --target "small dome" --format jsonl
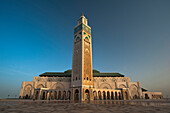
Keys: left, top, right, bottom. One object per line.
{"left": 93, "top": 69, "right": 100, "bottom": 73}
{"left": 64, "top": 70, "right": 72, "bottom": 73}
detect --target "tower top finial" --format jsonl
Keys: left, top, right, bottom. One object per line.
{"left": 82, "top": 12, "right": 84, "bottom": 16}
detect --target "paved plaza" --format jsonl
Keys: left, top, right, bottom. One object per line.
{"left": 0, "top": 99, "right": 170, "bottom": 113}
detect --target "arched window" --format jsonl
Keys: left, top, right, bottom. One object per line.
{"left": 76, "top": 77, "right": 77, "bottom": 80}
{"left": 85, "top": 37, "right": 89, "bottom": 41}
{"left": 87, "top": 77, "right": 88, "bottom": 80}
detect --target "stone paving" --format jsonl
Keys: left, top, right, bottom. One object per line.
{"left": 0, "top": 99, "right": 170, "bottom": 113}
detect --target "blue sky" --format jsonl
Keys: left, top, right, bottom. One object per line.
{"left": 0, "top": 0, "right": 170, "bottom": 98}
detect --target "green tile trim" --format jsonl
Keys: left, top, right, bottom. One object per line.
{"left": 74, "top": 23, "right": 91, "bottom": 34}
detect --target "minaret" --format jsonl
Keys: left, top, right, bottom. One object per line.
{"left": 72, "top": 13, "right": 93, "bottom": 101}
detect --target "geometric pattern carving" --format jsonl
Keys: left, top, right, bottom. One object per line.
{"left": 84, "top": 41, "right": 92, "bottom": 81}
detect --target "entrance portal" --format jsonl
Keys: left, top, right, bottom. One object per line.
{"left": 85, "top": 89, "right": 90, "bottom": 101}
{"left": 145, "top": 94, "right": 149, "bottom": 99}
{"left": 75, "top": 89, "right": 79, "bottom": 101}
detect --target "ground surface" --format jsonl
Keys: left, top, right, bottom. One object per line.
{"left": 0, "top": 99, "right": 170, "bottom": 113}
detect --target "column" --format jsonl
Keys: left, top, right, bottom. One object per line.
{"left": 38, "top": 90, "right": 42, "bottom": 100}
{"left": 106, "top": 91, "right": 107, "bottom": 100}
{"left": 101, "top": 92, "right": 103, "bottom": 100}
{"left": 45, "top": 91, "right": 47, "bottom": 100}
{"left": 32, "top": 91, "right": 35, "bottom": 100}
{"left": 72, "top": 88, "right": 74, "bottom": 101}
{"left": 79, "top": 88, "right": 80, "bottom": 102}
{"left": 47, "top": 92, "right": 49, "bottom": 100}
{"left": 110, "top": 91, "right": 111, "bottom": 100}
{"left": 96, "top": 91, "right": 99, "bottom": 100}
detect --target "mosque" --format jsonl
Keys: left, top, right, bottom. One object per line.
{"left": 19, "top": 14, "right": 162, "bottom": 101}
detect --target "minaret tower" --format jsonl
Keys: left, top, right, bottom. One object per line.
{"left": 72, "top": 13, "right": 93, "bottom": 101}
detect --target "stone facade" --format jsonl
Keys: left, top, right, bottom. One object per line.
{"left": 19, "top": 14, "right": 162, "bottom": 101}
{"left": 19, "top": 75, "right": 143, "bottom": 100}
{"left": 143, "top": 91, "right": 163, "bottom": 99}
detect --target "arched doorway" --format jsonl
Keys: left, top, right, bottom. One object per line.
{"left": 125, "top": 91, "right": 128, "bottom": 100}
{"left": 145, "top": 94, "right": 149, "bottom": 99}
{"left": 63, "top": 91, "right": 66, "bottom": 100}
{"left": 58, "top": 91, "right": 61, "bottom": 100}
{"left": 25, "top": 94, "right": 29, "bottom": 99}
{"left": 54, "top": 91, "right": 57, "bottom": 100}
{"left": 85, "top": 89, "right": 90, "bottom": 101}
{"left": 35, "top": 91, "right": 39, "bottom": 99}
{"left": 133, "top": 94, "right": 138, "bottom": 99}
{"left": 67, "top": 90, "right": 71, "bottom": 100}
{"left": 42, "top": 91, "right": 46, "bottom": 100}
{"left": 24, "top": 86, "right": 32, "bottom": 99}
{"left": 111, "top": 92, "right": 114, "bottom": 100}
{"left": 50, "top": 91, "right": 53, "bottom": 100}
{"left": 98, "top": 91, "right": 102, "bottom": 100}
{"left": 119, "top": 92, "right": 122, "bottom": 100}
{"left": 75, "top": 89, "right": 79, "bottom": 101}
{"left": 103, "top": 91, "right": 106, "bottom": 100}
{"left": 115, "top": 92, "right": 118, "bottom": 100}
{"left": 130, "top": 85, "right": 139, "bottom": 99}
{"left": 93, "top": 91, "right": 97, "bottom": 100}
{"left": 107, "top": 91, "right": 110, "bottom": 100}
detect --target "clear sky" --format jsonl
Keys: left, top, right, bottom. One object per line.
{"left": 0, "top": 0, "right": 170, "bottom": 98}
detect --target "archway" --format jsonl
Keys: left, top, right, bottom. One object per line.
{"left": 24, "top": 84, "right": 32, "bottom": 99}
{"left": 54, "top": 91, "right": 57, "bottom": 100}
{"left": 107, "top": 91, "right": 110, "bottom": 100}
{"left": 85, "top": 89, "right": 90, "bottom": 101}
{"left": 115, "top": 92, "right": 118, "bottom": 100}
{"left": 133, "top": 95, "right": 138, "bottom": 99}
{"left": 42, "top": 91, "right": 46, "bottom": 100}
{"left": 67, "top": 90, "right": 71, "bottom": 100}
{"left": 63, "top": 91, "right": 66, "bottom": 100}
{"left": 103, "top": 91, "right": 106, "bottom": 100}
{"left": 75, "top": 89, "right": 79, "bottom": 101}
{"left": 145, "top": 94, "right": 149, "bottom": 99}
{"left": 35, "top": 91, "right": 39, "bottom": 99}
{"left": 119, "top": 92, "right": 122, "bottom": 100}
{"left": 36, "top": 84, "right": 44, "bottom": 88}
{"left": 125, "top": 91, "right": 128, "bottom": 100}
{"left": 50, "top": 91, "right": 53, "bottom": 100}
{"left": 25, "top": 94, "right": 28, "bottom": 99}
{"left": 130, "top": 84, "right": 139, "bottom": 99}
{"left": 58, "top": 91, "right": 61, "bottom": 100}
{"left": 93, "top": 91, "right": 97, "bottom": 100}
{"left": 99, "top": 83, "right": 112, "bottom": 89}
{"left": 98, "top": 91, "right": 102, "bottom": 100}
{"left": 111, "top": 92, "right": 114, "bottom": 100}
